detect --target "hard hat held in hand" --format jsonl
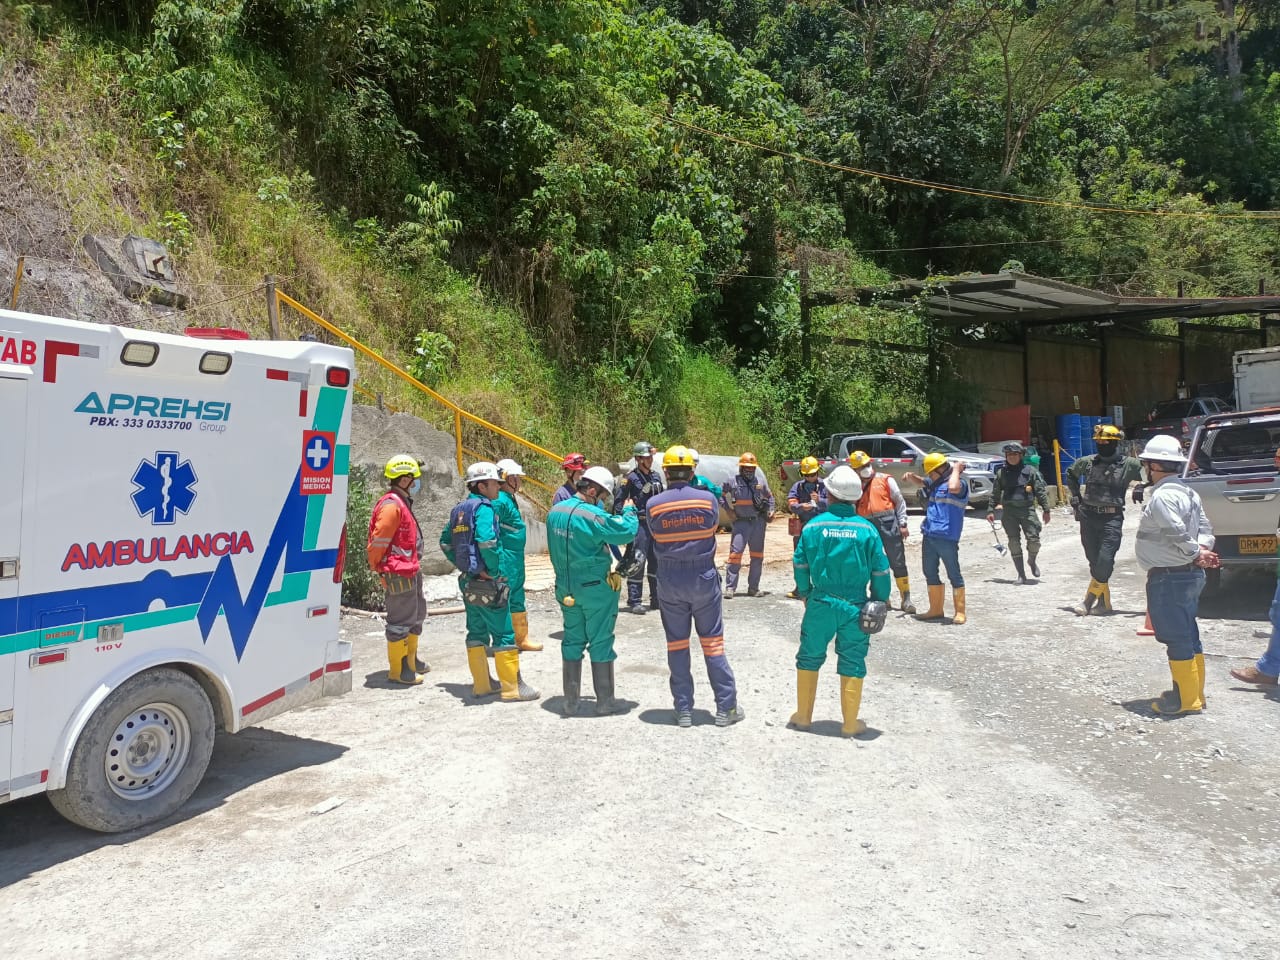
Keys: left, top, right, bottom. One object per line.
{"left": 384, "top": 454, "right": 422, "bottom": 479}
{"left": 824, "top": 464, "right": 863, "bottom": 501}
{"left": 922, "top": 452, "right": 949, "bottom": 474}
{"left": 799, "top": 455, "right": 821, "bottom": 476}
{"left": 847, "top": 450, "right": 872, "bottom": 470}
{"left": 465, "top": 461, "right": 502, "bottom": 484}
{"left": 663, "top": 445, "right": 695, "bottom": 469}
{"left": 1139, "top": 434, "right": 1188, "bottom": 463}
{"left": 495, "top": 458, "right": 525, "bottom": 479}
{"left": 582, "top": 465, "right": 616, "bottom": 491}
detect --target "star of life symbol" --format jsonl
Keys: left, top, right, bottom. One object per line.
{"left": 131, "top": 451, "right": 198, "bottom": 525}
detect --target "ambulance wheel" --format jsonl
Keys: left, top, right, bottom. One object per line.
{"left": 48, "top": 667, "right": 215, "bottom": 833}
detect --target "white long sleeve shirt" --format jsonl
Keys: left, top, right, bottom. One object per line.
{"left": 1135, "top": 477, "right": 1214, "bottom": 571}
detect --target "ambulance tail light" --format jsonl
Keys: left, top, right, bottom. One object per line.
{"left": 326, "top": 366, "right": 351, "bottom": 387}
{"left": 333, "top": 523, "right": 348, "bottom": 584}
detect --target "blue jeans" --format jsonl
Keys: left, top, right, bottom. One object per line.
{"left": 922, "top": 536, "right": 963, "bottom": 588}
{"left": 1145, "top": 568, "right": 1205, "bottom": 661}
{"left": 1259, "top": 578, "right": 1280, "bottom": 676}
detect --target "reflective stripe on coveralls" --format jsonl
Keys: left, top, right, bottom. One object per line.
{"left": 793, "top": 504, "right": 892, "bottom": 678}
{"left": 648, "top": 483, "right": 738, "bottom": 712}
{"left": 547, "top": 497, "right": 639, "bottom": 662}
{"left": 617, "top": 466, "right": 664, "bottom": 606}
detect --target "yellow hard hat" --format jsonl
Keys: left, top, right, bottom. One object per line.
{"left": 663, "top": 444, "right": 695, "bottom": 468}
{"left": 384, "top": 454, "right": 422, "bottom": 480}
{"left": 799, "top": 455, "right": 821, "bottom": 476}
{"left": 1094, "top": 423, "right": 1124, "bottom": 442}
{"left": 922, "top": 452, "right": 949, "bottom": 474}
{"left": 847, "top": 450, "right": 872, "bottom": 470}
{"left": 738, "top": 451, "right": 758, "bottom": 467}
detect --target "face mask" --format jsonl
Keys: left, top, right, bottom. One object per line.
{"left": 857, "top": 467, "right": 873, "bottom": 479}
{"left": 409, "top": 479, "right": 421, "bottom": 495}
{"left": 1097, "top": 442, "right": 1117, "bottom": 458}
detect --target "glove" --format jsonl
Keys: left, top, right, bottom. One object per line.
{"left": 1132, "top": 484, "right": 1145, "bottom": 504}
{"left": 606, "top": 571, "right": 622, "bottom": 591}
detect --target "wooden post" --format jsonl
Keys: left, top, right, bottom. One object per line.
{"left": 799, "top": 251, "right": 811, "bottom": 368}
{"left": 264, "top": 274, "right": 281, "bottom": 339}
{"left": 9, "top": 255, "right": 24, "bottom": 309}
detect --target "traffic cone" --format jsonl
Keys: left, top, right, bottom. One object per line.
{"left": 1136, "top": 611, "right": 1154, "bottom": 637}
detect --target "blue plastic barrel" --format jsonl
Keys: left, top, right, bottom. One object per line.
{"left": 1081, "top": 416, "right": 1099, "bottom": 456}
{"left": 1055, "top": 414, "right": 1084, "bottom": 459}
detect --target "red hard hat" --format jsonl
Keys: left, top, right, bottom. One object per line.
{"left": 562, "top": 452, "right": 586, "bottom": 469}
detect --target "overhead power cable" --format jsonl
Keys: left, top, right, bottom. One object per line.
{"left": 657, "top": 113, "right": 1280, "bottom": 222}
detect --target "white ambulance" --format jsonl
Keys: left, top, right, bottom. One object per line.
{"left": 0, "top": 309, "right": 355, "bottom": 832}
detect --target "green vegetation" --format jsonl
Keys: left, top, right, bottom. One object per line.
{"left": 3, "top": 1, "right": 1279, "bottom": 477}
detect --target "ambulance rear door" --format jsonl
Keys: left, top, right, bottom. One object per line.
{"left": 0, "top": 373, "right": 29, "bottom": 796}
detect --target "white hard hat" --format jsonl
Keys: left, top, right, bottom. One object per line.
{"left": 465, "top": 461, "right": 502, "bottom": 484}
{"left": 824, "top": 464, "right": 863, "bottom": 502}
{"left": 1138, "top": 434, "right": 1187, "bottom": 463}
{"left": 495, "top": 458, "right": 525, "bottom": 479}
{"left": 688, "top": 448, "right": 700, "bottom": 464}
{"left": 581, "top": 465, "right": 615, "bottom": 492}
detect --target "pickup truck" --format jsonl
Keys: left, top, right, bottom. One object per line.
{"left": 779, "top": 432, "right": 998, "bottom": 507}
{"left": 1129, "top": 396, "right": 1233, "bottom": 447}
{"left": 1179, "top": 408, "right": 1280, "bottom": 586}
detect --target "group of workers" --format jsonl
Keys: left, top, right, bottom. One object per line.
{"left": 364, "top": 420, "right": 1245, "bottom": 735}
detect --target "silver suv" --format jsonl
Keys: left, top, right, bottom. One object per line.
{"left": 832, "top": 433, "right": 997, "bottom": 508}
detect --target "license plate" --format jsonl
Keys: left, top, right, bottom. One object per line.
{"left": 1238, "top": 536, "right": 1277, "bottom": 555}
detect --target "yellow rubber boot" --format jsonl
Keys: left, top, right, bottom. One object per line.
{"left": 466, "top": 645, "right": 500, "bottom": 696}
{"left": 494, "top": 649, "right": 540, "bottom": 702}
{"left": 1195, "top": 653, "right": 1207, "bottom": 709}
{"left": 387, "top": 639, "right": 422, "bottom": 685}
{"left": 896, "top": 576, "right": 916, "bottom": 614}
{"left": 952, "top": 587, "right": 966, "bottom": 625}
{"left": 915, "top": 585, "right": 946, "bottom": 621}
{"left": 406, "top": 633, "right": 429, "bottom": 675}
{"left": 512, "top": 611, "right": 543, "bottom": 652}
{"left": 1152, "top": 659, "right": 1204, "bottom": 715}
{"left": 839, "top": 675, "right": 866, "bottom": 737}
{"left": 788, "top": 670, "right": 819, "bottom": 730}
{"left": 1073, "top": 579, "right": 1101, "bottom": 616}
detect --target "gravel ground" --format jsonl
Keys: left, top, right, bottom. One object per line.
{"left": 3, "top": 507, "right": 1279, "bottom": 959}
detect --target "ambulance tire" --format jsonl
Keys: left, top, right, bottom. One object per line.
{"left": 48, "top": 668, "right": 216, "bottom": 833}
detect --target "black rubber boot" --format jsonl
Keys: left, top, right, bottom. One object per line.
{"left": 591, "top": 661, "right": 621, "bottom": 715}
{"left": 1013, "top": 556, "right": 1028, "bottom": 583}
{"left": 562, "top": 660, "right": 582, "bottom": 716}
{"left": 1028, "top": 550, "right": 1040, "bottom": 578}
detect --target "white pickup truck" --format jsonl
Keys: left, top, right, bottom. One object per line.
{"left": 1180, "top": 409, "right": 1280, "bottom": 586}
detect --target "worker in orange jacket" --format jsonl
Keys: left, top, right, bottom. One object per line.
{"left": 366, "top": 454, "right": 430, "bottom": 685}
{"left": 849, "top": 450, "right": 915, "bottom": 614}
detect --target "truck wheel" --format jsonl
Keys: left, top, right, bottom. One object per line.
{"left": 47, "top": 667, "right": 215, "bottom": 833}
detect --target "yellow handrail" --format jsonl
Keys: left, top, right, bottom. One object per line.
{"left": 276, "top": 291, "right": 563, "bottom": 476}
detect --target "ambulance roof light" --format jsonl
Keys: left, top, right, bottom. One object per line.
{"left": 121, "top": 341, "right": 158, "bottom": 367}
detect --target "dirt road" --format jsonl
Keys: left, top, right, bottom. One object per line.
{"left": 3, "top": 507, "right": 1278, "bottom": 959}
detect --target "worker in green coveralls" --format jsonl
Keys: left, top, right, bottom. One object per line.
{"left": 494, "top": 458, "right": 541, "bottom": 652}
{"left": 547, "top": 466, "right": 639, "bottom": 716}
{"left": 440, "top": 461, "right": 539, "bottom": 702}
{"left": 789, "top": 465, "right": 892, "bottom": 738}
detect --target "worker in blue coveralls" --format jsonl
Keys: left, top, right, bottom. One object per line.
{"left": 648, "top": 445, "right": 745, "bottom": 728}
{"left": 789, "top": 465, "right": 891, "bottom": 738}
{"left": 440, "top": 461, "right": 539, "bottom": 702}
{"left": 547, "top": 466, "right": 639, "bottom": 716}
{"left": 722, "top": 451, "right": 776, "bottom": 599}
{"left": 615, "top": 440, "right": 664, "bottom": 615}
